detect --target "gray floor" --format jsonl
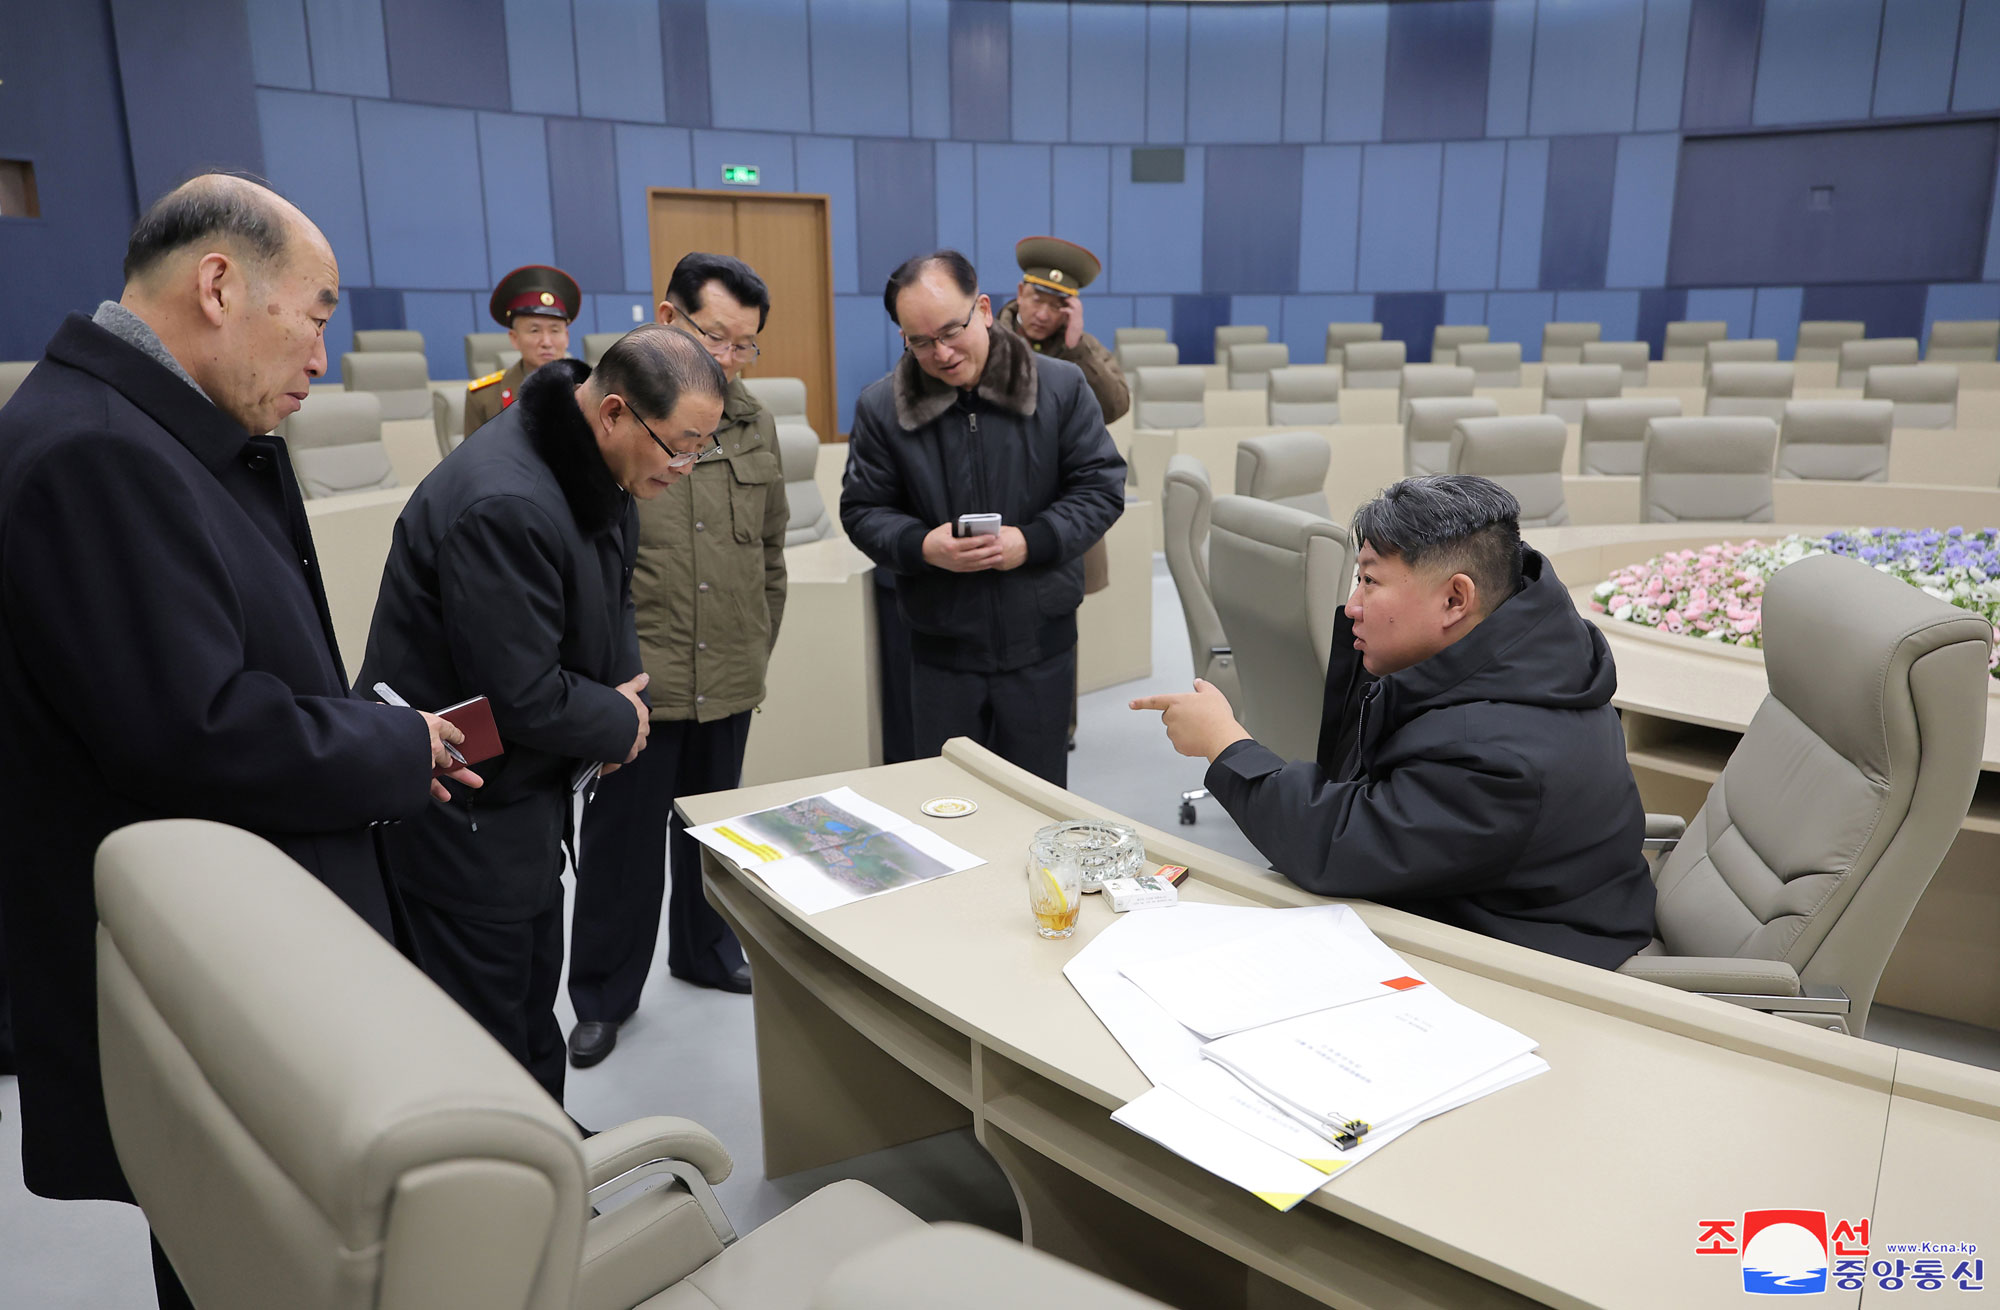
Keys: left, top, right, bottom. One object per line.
{"left": 4, "top": 557, "right": 1997, "bottom": 1305}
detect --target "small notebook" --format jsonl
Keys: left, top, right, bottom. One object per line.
{"left": 436, "top": 695, "right": 502, "bottom": 774}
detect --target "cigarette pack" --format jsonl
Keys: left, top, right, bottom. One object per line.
{"left": 1103, "top": 874, "right": 1179, "bottom": 912}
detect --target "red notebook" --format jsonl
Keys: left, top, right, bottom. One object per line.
{"left": 435, "top": 695, "right": 502, "bottom": 775}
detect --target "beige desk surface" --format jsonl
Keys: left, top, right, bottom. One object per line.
{"left": 680, "top": 741, "right": 1955, "bottom": 1310}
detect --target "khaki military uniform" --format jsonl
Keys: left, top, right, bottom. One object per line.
{"left": 463, "top": 359, "right": 525, "bottom": 437}
{"left": 997, "top": 300, "right": 1121, "bottom": 594}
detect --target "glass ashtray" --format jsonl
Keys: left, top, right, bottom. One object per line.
{"left": 1030, "top": 819, "right": 1145, "bottom": 892}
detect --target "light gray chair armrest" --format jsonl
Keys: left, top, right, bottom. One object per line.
{"left": 814, "top": 1224, "right": 1174, "bottom": 1310}
{"left": 576, "top": 1117, "right": 740, "bottom": 1310}
{"left": 583, "top": 1114, "right": 732, "bottom": 1191}
{"left": 1617, "top": 954, "right": 1804, "bottom": 996}
{"left": 1642, "top": 812, "right": 1687, "bottom": 853}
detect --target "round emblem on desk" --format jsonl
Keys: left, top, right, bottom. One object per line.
{"left": 921, "top": 796, "right": 978, "bottom": 818}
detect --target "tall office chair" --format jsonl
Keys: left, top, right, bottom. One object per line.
{"left": 1116, "top": 341, "right": 1179, "bottom": 373}
{"left": 1213, "top": 324, "right": 1267, "bottom": 370}
{"left": 1704, "top": 362, "right": 1795, "bottom": 421}
{"left": 1455, "top": 341, "right": 1522, "bottom": 388}
{"left": 277, "top": 391, "right": 396, "bottom": 499}
{"left": 583, "top": 332, "right": 622, "bottom": 366}
{"left": 778, "top": 421, "right": 836, "bottom": 545}
{"left": 1925, "top": 319, "right": 2000, "bottom": 363}
{"left": 1838, "top": 337, "right": 1919, "bottom": 389}
{"left": 1431, "top": 323, "right": 1488, "bottom": 366}
{"left": 1541, "top": 363, "right": 1623, "bottom": 422}
{"left": 1325, "top": 322, "right": 1383, "bottom": 369}
{"left": 1163, "top": 455, "right": 1241, "bottom": 824}
{"left": 1663, "top": 320, "right": 1727, "bottom": 363}
{"left": 1132, "top": 366, "right": 1207, "bottom": 430}
{"left": 742, "top": 375, "right": 808, "bottom": 424}
{"left": 1448, "top": 416, "right": 1569, "bottom": 527}
{"left": 341, "top": 351, "right": 432, "bottom": 420}
{"left": 1266, "top": 365, "right": 1341, "bottom": 424}
{"left": 1776, "top": 400, "right": 1893, "bottom": 481}
{"left": 1235, "top": 431, "right": 1332, "bottom": 518}
{"left": 1207, "top": 496, "right": 1351, "bottom": 764}
{"left": 1113, "top": 326, "right": 1168, "bottom": 348}
{"left": 1342, "top": 340, "right": 1406, "bottom": 389}
{"left": 1865, "top": 363, "right": 1959, "bottom": 429}
{"left": 431, "top": 387, "right": 466, "bottom": 459}
{"left": 1581, "top": 340, "right": 1649, "bottom": 386}
{"left": 1404, "top": 396, "right": 1500, "bottom": 477}
{"left": 1578, "top": 397, "right": 1682, "bottom": 475}
{"left": 353, "top": 329, "right": 425, "bottom": 354}
{"left": 1639, "top": 417, "right": 1778, "bottom": 523}
{"left": 465, "top": 331, "right": 512, "bottom": 380}
{"left": 1397, "top": 363, "right": 1475, "bottom": 421}
{"left": 1702, "top": 338, "right": 1779, "bottom": 383}
{"left": 97, "top": 820, "right": 1164, "bottom": 1309}
{"left": 0, "top": 360, "right": 33, "bottom": 409}
{"left": 1795, "top": 321, "right": 1864, "bottom": 362}
{"left": 1541, "top": 321, "right": 1601, "bottom": 365}
{"left": 1620, "top": 553, "right": 1993, "bottom": 1035}
{"left": 1226, "top": 341, "right": 1289, "bottom": 390}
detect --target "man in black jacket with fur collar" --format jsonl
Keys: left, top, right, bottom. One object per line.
{"left": 842, "top": 250, "right": 1126, "bottom": 785}
{"left": 358, "top": 325, "right": 727, "bottom": 1101}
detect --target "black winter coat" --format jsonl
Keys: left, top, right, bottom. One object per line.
{"left": 357, "top": 359, "right": 642, "bottom": 920}
{"left": 0, "top": 315, "right": 433, "bottom": 1202}
{"left": 841, "top": 327, "right": 1126, "bottom": 672}
{"left": 1207, "top": 548, "right": 1657, "bottom": 969}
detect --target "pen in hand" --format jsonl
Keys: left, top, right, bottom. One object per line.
{"left": 373, "top": 681, "right": 469, "bottom": 765}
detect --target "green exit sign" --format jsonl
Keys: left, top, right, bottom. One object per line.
{"left": 721, "top": 164, "right": 759, "bottom": 186}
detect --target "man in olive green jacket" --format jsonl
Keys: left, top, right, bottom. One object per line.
{"left": 569, "top": 254, "right": 788, "bottom": 1067}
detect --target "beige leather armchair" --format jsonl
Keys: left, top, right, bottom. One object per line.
{"left": 1925, "top": 319, "right": 1999, "bottom": 363}
{"left": 1795, "top": 320, "right": 1863, "bottom": 362}
{"left": 1702, "top": 337, "right": 1779, "bottom": 383}
{"left": 1163, "top": 454, "right": 1239, "bottom": 823}
{"left": 1865, "top": 362, "right": 1959, "bottom": 429}
{"left": 1838, "top": 337, "right": 1919, "bottom": 389}
{"left": 584, "top": 332, "right": 622, "bottom": 366}
{"left": 1113, "top": 326, "right": 1168, "bottom": 348}
{"left": 1116, "top": 340, "right": 1178, "bottom": 374}
{"left": 1541, "top": 320, "right": 1601, "bottom": 365}
{"left": 1582, "top": 339, "right": 1649, "bottom": 386}
{"left": 1265, "top": 364, "right": 1341, "bottom": 424}
{"left": 1704, "top": 361, "right": 1795, "bottom": 421}
{"left": 1620, "top": 553, "right": 1992, "bottom": 1035}
{"left": 0, "top": 359, "right": 34, "bottom": 409}
{"left": 1397, "top": 362, "right": 1475, "bottom": 421}
{"left": 1235, "top": 430, "right": 1333, "bottom": 518}
{"left": 353, "top": 329, "right": 426, "bottom": 354}
{"left": 1404, "top": 395, "right": 1499, "bottom": 476}
{"left": 1454, "top": 341, "right": 1522, "bottom": 388}
{"left": 1578, "top": 396, "right": 1681, "bottom": 475}
{"left": 1430, "top": 323, "right": 1488, "bottom": 366}
{"left": 464, "top": 331, "right": 512, "bottom": 379}
{"left": 1226, "top": 341, "right": 1289, "bottom": 390}
{"left": 1213, "top": 323, "right": 1267, "bottom": 371}
{"left": 778, "top": 420, "right": 836, "bottom": 545}
{"left": 277, "top": 390, "right": 397, "bottom": 499}
{"left": 342, "top": 350, "right": 433, "bottom": 420}
{"left": 1663, "top": 320, "right": 1727, "bottom": 363}
{"left": 1776, "top": 399, "right": 1892, "bottom": 481}
{"left": 1340, "top": 339, "right": 1405, "bottom": 389}
{"left": 1639, "top": 416, "right": 1777, "bottom": 523}
{"left": 1132, "top": 365, "right": 1207, "bottom": 430}
{"left": 814, "top": 1225, "right": 1169, "bottom": 1310}
{"left": 1541, "top": 363, "right": 1623, "bottom": 422}
{"left": 431, "top": 386, "right": 466, "bottom": 459}
{"left": 1448, "top": 415, "right": 1569, "bottom": 526}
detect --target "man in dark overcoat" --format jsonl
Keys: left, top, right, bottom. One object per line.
{"left": 0, "top": 175, "right": 474, "bottom": 1309}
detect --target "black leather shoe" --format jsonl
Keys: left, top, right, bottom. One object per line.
{"left": 719, "top": 960, "right": 752, "bottom": 994}
{"left": 567, "top": 1020, "right": 619, "bottom": 1068}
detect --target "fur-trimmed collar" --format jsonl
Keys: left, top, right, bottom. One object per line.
{"left": 518, "top": 359, "right": 629, "bottom": 537}
{"left": 892, "top": 320, "right": 1039, "bottom": 430}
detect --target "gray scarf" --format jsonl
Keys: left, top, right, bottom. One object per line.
{"left": 92, "top": 301, "right": 212, "bottom": 402}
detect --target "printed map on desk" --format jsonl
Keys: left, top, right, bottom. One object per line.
{"left": 687, "top": 786, "right": 985, "bottom": 914}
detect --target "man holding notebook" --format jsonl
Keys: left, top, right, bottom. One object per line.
{"left": 1133, "top": 475, "right": 1656, "bottom": 969}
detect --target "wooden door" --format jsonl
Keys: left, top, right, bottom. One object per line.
{"left": 646, "top": 188, "right": 839, "bottom": 441}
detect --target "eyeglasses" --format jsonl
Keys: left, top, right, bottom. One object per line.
{"left": 684, "top": 316, "right": 761, "bottom": 361}
{"left": 623, "top": 401, "right": 723, "bottom": 469}
{"left": 904, "top": 303, "right": 979, "bottom": 356}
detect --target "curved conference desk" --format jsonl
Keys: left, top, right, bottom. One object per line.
{"left": 682, "top": 739, "right": 2000, "bottom": 1310}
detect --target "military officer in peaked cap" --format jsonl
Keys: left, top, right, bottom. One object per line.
{"left": 465, "top": 264, "right": 582, "bottom": 437}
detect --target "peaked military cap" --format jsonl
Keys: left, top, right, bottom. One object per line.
{"left": 489, "top": 264, "right": 582, "bottom": 326}
{"left": 1016, "top": 236, "right": 1101, "bottom": 298}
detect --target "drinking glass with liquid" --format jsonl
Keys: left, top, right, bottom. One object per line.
{"left": 1027, "top": 844, "right": 1083, "bottom": 939}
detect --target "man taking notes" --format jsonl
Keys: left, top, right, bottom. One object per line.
{"left": 1133, "top": 475, "right": 1656, "bottom": 968}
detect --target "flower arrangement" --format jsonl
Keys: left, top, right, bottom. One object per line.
{"left": 1590, "top": 528, "right": 2000, "bottom": 676}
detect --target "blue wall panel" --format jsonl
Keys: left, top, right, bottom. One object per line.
{"left": 401, "top": 291, "right": 479, "bottom": 381}
{"left": 1925, "top": 283, "right": 2000, "bottom": 346}
{"left": 1444, "top": 292, "right": 1488, "bottom": 324}
{"left": 305, "top": 0, "right": 391, "bottom": 97}
{"left": 258, "top": 91, "right": 371, "bottom": 286}
{"left": 1111, "top": 147, "right": 1204, "bottom": 293}
{"left": 1172, "top": 294, "right": 1232, "bottom": 364}
{"left": 1754, "top": 0, "right": 1882, "bottom": 126}
{"left": 1485, "top": 0, "right": 1534, "bottom": 137}
{"left": 1357, "top": 144, "right": 1441, "bottom": 292}
{"left": 1284, "top": 6, "right": 1329, "bottom": 143}
{"left": 1684, "top": 288, "right": 1756, "bottom": 339}
{"left": 835, "top": 294, "right": 889, "bottom": 432}
{"left": 1954, "top": 0, "right": 2000, "bottom": 111}
{"left": 1383, "top": 0, "right": 1491, "bottom": 142}
{"left": 1529, "top": 0, "right": 1643, "bottom": 136}
{"left": 1133, "top": 296, "right": 1176, "bottom": 331}
{"left": 479, "top": 113, "right": 556, "bottom": 287}
{"left": 1751, "top": 286, "right": 1803, "bottom": 358}
{"left": 1145, "top": 4, "right": 1189, "bottom": 144}
{"left": 384, "top": 0, "right": 509, "bottom": 111}
{"left": 660, "top": 0, "right": 712, "bottom": 127}
{"left": 974, "top": 145, "right": 1052, "bottom": 300}
{"left": 1231, "top": 296, "right": 1284, "bottom": 334}
{"left": 1555, "top": 289, "right": 1639, "bottom": 342}
{"left": 1634, "top": 0, "right": 1692, "bottom": 131}
{"left": 951, "top": 0, "right": 1011, "bottom": 142}
{"left": 1436, "top": 140, "right": 1506, "bottom": 291}
{"left": 546, "top": 117, "right": 624, "bottom": 292}
{"left": 320, "top": 301, "right": 356, "bottom": 381}
{"left": 356, "top": 100, "right": 487, "bottom": 289}
{"left": 1204, "top": 146, "right": 1303, "bottom": 294}
{"left": 706, "top": 0, "right": 807, "bottom": 130}
{"left": 1070, "top": 3, "right": 1148, "bottom": 144}
{"left": 1497, "top": 137, "right": 1549, "bottom": 290}
{"left": 1281, "top": 294, "right": 1376, "bottom": 362}
{"left": 1990, "top": 159, "right": 2000, "bottom": 279}
{"left": 1298, "top": 146, "right": 1363, "bottom": 292}
{"left": 691, "top": 130, "right": 795, "bottom": 193}
{"left": 1635, "top": 285, "right": 1689, "bottom": 357}
{"left": 1376, "top": 292, "right": 1446, "bottom": 362}
{"left": 1084, "top": 296, "right": 1135, "bottom": 340}
{"left": 1324, "top": 4, "right": 1388, "bottom": 143}
{"left": 797, "top": 136, "right": 860, "bottom": 296}
{"left": 593, "top": 294, "right": 652, "bottom": 336}
{"left": 858, "top": 139, "right": 939, "bottom": 294}
{"left": 1010, "top": 2, "right": 1069, "bottom": 143}
{"left": 247, "top": 0, "right": 312, "bottom": 89}
{"left": 110, "top": 0, "right": 266, "bottom": 204}
{"left": 910, "top": 0, "right": 953, "bottom": 139}
{"left": 504, "top": 0, "right": 578, "bottom": 116}
{"left": 1682, "top": 0, "right": 1763, "bottom": 129}
{"left": 1799, "top": 283, "right": 1928, "bottom": 340}
{"left": 613, "top": 125, "right": 693, "bottom": 293}
{"left": 811, "top": 0, "right": 910, "bottom": 137}
{"left": 1873, "top": 0, "right": 1961, "bottom": 118}
{"left": 1605, "top": 133, "right": 1679, "bottom": 289}
{"left": 1539, "top": 134, "right": 1618, "bottom": 291}
{"left": 1052, "top": 147, "right": 1112, "bottom": 260}
{"left": 572, "top": 0, "right": 666, "bottom": 122}
{"left": 347, "top": 288, "right": 405, "bottom": 330}
{"left": 936, "top": 142, "right": 977, "bottom": 255}
{"left": 1187, "top": 3, "right": 1286, "bottom": 143}
{"left": 1486, "top": 290, "right": 1555, "bottom": 360}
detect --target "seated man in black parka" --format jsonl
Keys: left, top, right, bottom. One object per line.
{"left": 1134, "top": 475, "right": 1656, "bottom": 968}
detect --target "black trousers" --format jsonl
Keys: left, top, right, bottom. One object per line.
{"left": 152, "top": 1231, "right": 192, "bottom": 1310}
{"left": 911, "top": 647, "right": 1075, "bottom": 787}
{"left": 403, "top": 889, "right": 567, "bottom": 1103}
{"left": 0, "top": 897, "right": 13, "bottom": 1076}
{"left": 570, "top": 712, "right": 753, "bottom": 1018}
{"left": 873, "top": 571, "right": 917, "bottom": 764}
